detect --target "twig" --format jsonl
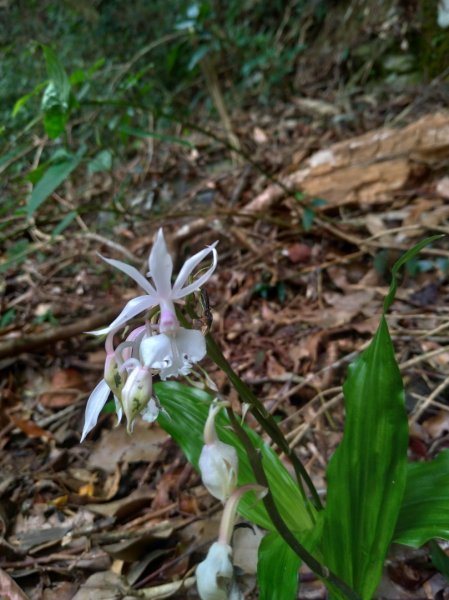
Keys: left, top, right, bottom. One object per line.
{"left": 410, "top": 373, "right": 449, "bottom": 423}
{"left": 82, "top": 232, "right": 141, "bottom": 263}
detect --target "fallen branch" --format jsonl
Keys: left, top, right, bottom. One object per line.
{"left": 0, "top": 306, "right": 121, "bottom": 360}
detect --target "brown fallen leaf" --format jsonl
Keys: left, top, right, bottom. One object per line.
{"left": 0, "top": 567, "right": 30, "bottom": 600}
{"left": 42, "top": 582, "right": 79, "bottom": 600}
{"left": 284, "top": 242, "right": 311, "bottom": 264}
{"left": 71, "top": 571, "right": 129, "bottom": 600}
{"left": 88, "top": 422, "right": 168, "bottom": 473}
{"left": 422, "top": 411, "right": 449, "bottom": 439}
{"left": 9, "top": 416, "right": 53, "bottom": 440}
{"left": 87, "top": 486, "right": 154, "bottom": 519}
{"left": 40, "top": 368, "right": 86, "bottom": 408}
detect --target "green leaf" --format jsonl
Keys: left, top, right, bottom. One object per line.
{"left": 430, "top": 540, "right": 449, "bottom": 580}
{"left": 118, "top": 125, "right": 194, "bottom": 148}
{"left": 87, "top": 150, "right": 113, "bottom": 174}
{"left": 12, "top": 82, "right": 47, "bottom": 118}
{"left": 258, "top": 531, "right": 300, "bottom": 600}
{"left": 311, "top": 198, "right": 327, "bottom": 208}
{"left": 188, "top": 45, "right": 210, "bottom": 70}
{"left": 0, "top": 240, "right": 33, "bottom": 274}
{"left": 394, "top": 451, "right": 449, "bottom": 547}
{"left": 51, "top": 210, "right": 78, "bottom": 238}
{"left": 0, "top": 308, "right": 17, "bottom": 329}
{"left": 43, "top": 104, "right": 68, "bottom": 139}
{"left": 155, "top": 381, "right": 314, "bottom": 534}
{"left": 322, "top": 316, "right": 408, "bottom": 598}
{"left": 302, "top": 207, "right": 315, "bottom": 231}
{"left": 27, "top": 153, "right": 83, "bottom": 217}
{"left": 43, "top": 46, "right": 71, "bottom": 107}
{"left": 383, "top": 235, "right": 444, "bottom": 313}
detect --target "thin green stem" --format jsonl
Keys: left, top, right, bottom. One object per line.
{"left": 227, "top": 408, "right": 361, "bottom": 600}
{"left": 206, "top": 332, "right": 323, "bottom": 512}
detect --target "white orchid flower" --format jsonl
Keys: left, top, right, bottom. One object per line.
{"left": 91, "top": 229, "right": 217, "bottom": 336}
{"left": 140, "top": 326, "right": 206, "bottom": 379}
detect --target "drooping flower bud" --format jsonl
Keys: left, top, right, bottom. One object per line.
{"left": 104, "top": 353, "right": 125, "bottom": 397}
{"left": 196, "top": 541, "right": 234, "bottom": 600}
{"left": 199, "top": 404, "right": 238, "bottom": 502}
{"left": 196, "top": 485, "right": 265, "bottom": 600}
{"left": 121, "top": 363, "right": 153, "bottom": 432}
{"left": 103, "top": 331, "right": 126, "bottom": 397}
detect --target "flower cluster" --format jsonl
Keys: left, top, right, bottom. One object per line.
{"left": 81, "top": 228, "right": 217, "bottom": 441}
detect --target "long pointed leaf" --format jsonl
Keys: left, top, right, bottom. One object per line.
{"left": 394, "top": 450, "right": 449, "bottom": 547}
{"left": 322, "top": 316, "right": 408, "bottom": 598}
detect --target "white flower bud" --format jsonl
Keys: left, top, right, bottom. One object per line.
{"left": 199, "top": 404, "right": 238, "bottom": 502}
{"left": 121, "top": 365, "right": 153, "bottom": 432}
{"left": 103, "top": 352, "right": 126, "bottom": 397}
{"left": 196, "top": 541, "right": 233, "bottom": 600}
{"left": 199, "top": 441, "right": 238, "bottom": 503}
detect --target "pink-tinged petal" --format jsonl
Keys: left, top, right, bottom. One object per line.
{"left": 81, "top": 379, "right": 110, "bottom": 442}
{"left": 148, "top": 229, "right": 173, "bottom": 298}
{"left": 171, "top": 243, "right": 218, "bottom": 299}
{"left": 88, "top": 295, "right": 156, "bottom": 336}
{"left": 99, "top": 254, "right": 157, "bottom": 296}
{"left": 121, "top": 325, "right": 147, "bottom": 361}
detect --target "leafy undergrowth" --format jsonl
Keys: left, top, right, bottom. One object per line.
{"left": 2, "top": 62, "right": 449, "bottom": 600}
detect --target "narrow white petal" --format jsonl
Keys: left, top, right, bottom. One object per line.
{"left": 88, "top": 295, "right": 156, "bottom": 336}
{"left": 148, "top": 229, "right": 173, "bottom": 298}
{"left": 172, "top": 244, "right": 218, "bottom": 299}
{"left": 81, "top": 379, "right": 111, "bottom": 442}
{"left": 99, "top": 254, "right": 157, "bottom": 296}
{"left": 114, "top": 395, "right": 123, "bottom": 424}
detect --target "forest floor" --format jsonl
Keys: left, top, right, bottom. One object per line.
{"left": 2, "top": 75, "right": 449, "bottom": 599}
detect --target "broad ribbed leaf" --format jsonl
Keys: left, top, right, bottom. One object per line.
{"left": 394, "top": 450, "right": 449, "bottom": 547}
{"left": 155, "top": 381, "right": 314, "bottom": 534}
{"left": 322, "top": 316, "right": 408, "bottom": 599}
{"left": 258, "top": 531, "right": 300, "bottom": 600}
